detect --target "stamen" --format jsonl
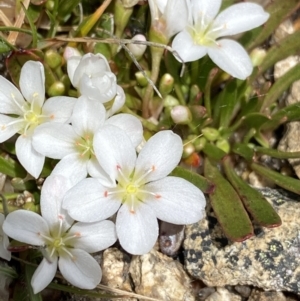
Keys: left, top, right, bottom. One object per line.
{"left": 134, "top": 167, "right": 155, "bottom": 185}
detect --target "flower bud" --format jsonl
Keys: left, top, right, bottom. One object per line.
{"left": 202, "top": 127, "right": 220, "bottom": 142}
{"left": 250, "top": 48, "right": 267, "bottom": 67}
{"left": 182, "top": 142, "right": 195, "bottom": 159}
{"left": 190, "top": 105, "right": 207, "bottom": 119}
{"left": 163, "top": 95, "right": 179, "bottom": 107}
{"left": 135, "top": 70, "right": 151, "bottom": 87}
{"left": 171, "top": 105, "right": 192, "bottom": 124}
{"left": 63, "top": 46, "right": 81, "bottom": 61}
{"left": 189, "top": 84, "right": 202, "bottom": 104}
{"left": 45, "top": 49, "right": 62, "bottom": 69}
{"left": 216, "top": 138, "right": 230, "bottom": 153}
{"left": 194, "top": 137, "right": 207, "bottom": 152}
{"left": 47, "top": 81, "right": 65, "bottom": 96}
{"left": 127, "top": 34, "right": 147, "bottom": 60}
{"left": 159, "top": 73, "right": 174, "bottom": 97}
{"left": 183, "top": 152, "right": 201, "bottom": 168}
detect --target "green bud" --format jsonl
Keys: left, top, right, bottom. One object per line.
{"left": 46, "top": 0, "right": 55, "bottom": 11}
{"left": 216, "top": 138, "right": 230, "bottom": 153}
{"left": 194, "top": 137, "right": 207, "bottom": 152}
{"left": 45, "top": 49, "right": 62, "bottom": 69}
{"left": 190, "top": 105, "right": 207, "bottom": 119}
{"left": 182, "top": 142, "right": 195, "bottom": 159}
{"left": 163, "top": 95, "right": 179, "bottom": 107}
{"left": 250, "top": 48, "right": 267, "bottom": 67}
{"left": 171, "top": 105, "right": 192, "bottom": 124}
{"left": 125, "top": 93, "right": 141, "bottom": 110}
{"left": 23, "top": 202, "right": 38, "bottom": 212}
{"left": 189, "top": 84, "right": 202, "bottom": 104}
{"left": 47, "top": 81, "right": 65, "bottom": 96}
{"left": 114, "top": 0, "right": 133, "bottom": 36}
{"left": 202, "top": 127, "right": 220, "bottom": 142}
{"left": 135, "top": 71, "right": 151, "bottom": 87}
{"left": 159, "top": 73, "right": 174, "bottom": 97}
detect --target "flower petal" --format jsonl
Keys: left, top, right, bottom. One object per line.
{"left": 191, "top": 0, "right": 221, "bottom": 23}
{"left": 67, "top": 56, "right": 82, "bottom": 87}
{"left": 214, "top": 2, "right": 270, "bottom": 37}
{"left": 31, "top": 257, "right": 58, "bottom": 294}
{"left": 3, "top": 210, "right": 49, "bottom": 246}
{"left": 19, "top": 61, "right": 45, "bottom": 108}
{"left": 116, "top": 203, "right": 158, "bottom": 255}
{"left": 71, "top": 220, "right": 117, "bottom": 253}
{"left": 144, "top": 176, "right": 206, "bottom": 224}
{"left": 172, "top": 30, "right": 207, "bottom": 62}
{"left": 208, "top": 39, "right": 253, "bottom": 80}
{"left": 135, "top": 130, "right": 182, "bottom": 183}
{"left": 94, "top": 125, "right": 136, "bottom": 183}
{"left": 87, "top": 157, "right": 114, "bottom": 187}
{"left": 0, "top": 115, "right": 23, "bottom": 143}
{"left": 105, "top": 113, "right": 143, "bottom": 148}
{"left": 51, "top": 154, "right": 88, "bottom": 186}
{"left": 42, "top": 96, "right": 77, "bottom": 123}
{"left": 59, "top": 249, "right": 102, "bottom": 289}
{"left": 32, "top": 123, "right": 77, "bottom": 159}
{"left": 41, "top": 175, "right": 74, "bottom": 231}
{"left": 71, "top": 95, "right": 106, "bottom": 137}
{"left": 63, "top": 178, "right": 121, "bottom": 222}
{"left": 0, "top": 214, "right": 10, "bottom": 261}
{"left": 0, "top": 76, "right": 26, "bottom": 114}
{"left": 16, "top": 135, "right": 44, "bottom": 178}
{"left": 106, "top": 85, "right": 126, "bottom": 117}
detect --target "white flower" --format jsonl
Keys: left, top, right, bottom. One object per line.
{"left": 3, "top": 175, "right": 117, "bottom": 294}
{"left": 148, "top": 0, "right": 189, "bottom": 40}
{"left": 0, "top": 214, "right": 10, "bottom": 261}
{"left": 0, "top": 61, "right": 76, "bottom": 177}
{"left": 63, "top": 127, "right": 206, "bottom": 255}
{"left": 172, "top": 0, "right": 270, "bottom": 79}
{"left": 65, "top": 48, "right": 125, "bottom": 114}
{"left": 32, "top": 95, "right": 143, "bottom": 185}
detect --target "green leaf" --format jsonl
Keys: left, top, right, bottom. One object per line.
{"left": 204, "top": 158, "right": 253, "bottom": 241}
{"left": 170, "top": 166, "right": 214, "bottom": 193}
{"left": 0, "top": 156, "right": 27, "bottom": 178}
{"left": 241, "top": 112, "right": 270, "bottom": 129}
{"left": 202, "top": 142, "right": 227, "bottom": 160}
{"left": 251, "top": 162, "right": 300, "bottom": 194}
{"left": 255, "top": 146, "right": 300, "bottom": 159}
{"left": 25, "top": 265, "right": 42, "bottom": 301}
{"left": 57, "top": 0, "right": 81, "bottom": 22}
{"left": 223, "top": 156, "right": 281, "bottom": 228}
{"left": 232, "top": 143, "right": 254, "bottom": 161}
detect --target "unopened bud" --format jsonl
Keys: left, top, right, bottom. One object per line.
{"left": 171, "top": 105, "right": 192, "bottom": 124}
{"left": 47, "top": 81, "right": 65, "bottom": 96}
{"left": 63, "top": 46, "right": 81, "bottom": 61}
{"left": 202, "top": 127, "right": 220, "bottom": 142}
{"left": 182, "top": 142, "right": 195, "bottom": 159}
{"left": 216, "top": 138, "right": 230, "bottom": 153}
{"left": 194, "top": 137, "right": 207, "bottom": 152}
{"left": 189, "top": 84, "right": 202, "bottom": 104}
{"left": 159, "top": 73, "right": 174, "bottom": 97}
{"left": 163, "top": 95, "right": 179, "bottom": 107}
{"left": 127, "top": 34, "right": 147, "bottom": 60}
{"left": 45, "top": 49, "right": 62, "bottom": 69}
{"left": 250, "top": 48, "right": 267, "bottom": 67}
{"left": 135, "top": 71, "right": 151, "bottom": 87}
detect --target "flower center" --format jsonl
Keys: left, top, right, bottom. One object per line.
{"left": 126, "top": 183, "right": 138, "bottom": 194}
{"left": 75, "top": 134, "right": 95, "bottom": 159}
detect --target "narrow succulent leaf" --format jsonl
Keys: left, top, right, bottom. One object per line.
{"left": 261, "top": 103, "right": 300, "bottom": 131}
{"left": 57, "top": 0, "right": 81, "bottom": 21}
{"left": 25, "top": 265, "right": 43, "bottom": 301}
{"left": 260, "top": 63, "right": 300, "bottom": 113}
{"left": 223, "top": 156, "right": 281, "bottom": 228}
{"left": 242, "top": 113, "right": 270, "bottom": 129}
{"left": 202, "top": 143, "right": 227, "bottom": 160}
{"left": 251, "top": 162, "right": 300, "bottom": 194}
{"left": 0, "top": 156, "right": 27, "bottom": 178}
{"left": 170, "top": 166, "right": 214, "bottom": 193}
{"left": 204, "top": 158, "right": 253, "bottom": 242}
{"left": 232, "top": 143, "right": 254, "bottom": 161}
{"left": 243, "top": 0, "right": 300, "bottom": 50}
{"left": 255, "top": 147, "right": 300, "bottom": 159}
{"left": 21, "top": 2, "right": 38, "bottom": 48}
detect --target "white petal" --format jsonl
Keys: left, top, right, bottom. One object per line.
{"left": 208, "top": 39, "right": 253, "bottom": 79}
{"left": 19, "top": 61, "right": 45, "bottom": 108}
{"left": 87, "top": 157, "right": 114, "bottom": 187}
{"left": 0, "top": 115, "right": 23, "bottom": 143}
{"left": 144, "top": 176, "right": 206, "bottom": 224}
{"left": 59, "top": 249, "right": 101, "bottom": 289}
{"left": 51, "top": 154, "right": 88, "bottom": 186}
{"left": 71, "top": 95, "right": 106, "bottom": 136}
{"left": 41, "top": 175, "right": 74, "bottom": 231}
{"left": 164, "top": 0, "right": 188, "bottom": 38}
{"left": 42, "top": 96, "right": 77, "bottom": 123}
{"left": 116, "top": 203, "right": 158, "bottom": 255}
{"left": 63, "top": 178, "right": 121, "bottom": 222}
{"left": 64, "top": 46, "right": 81, "bottom": 61}
{"left": 0, "top": 76, "right": 26, "bottom": 114}
{"left": 71, "top": 220, "right": 117, "bottom": 252}
{"left": 0, "top": 214, "right": 10, "bottom": 261}
{"left": 135, "top": 131, "right": 182, "bottom": 183}
{"left": 32, "top": 123, "right": 77, "bottom": 159}
{"left": 105, "top": 113, "right": 143, "bottom": 148}
{"left": 214, "top": 3, "right": 270, "bottom": 37}
{"left": 191, "top": 0, "right": 221, "bottom": 24}
{"left": 172, "top": 30, "right": 207, "bottom": 62}
{"left": 106, "top": 85, "right": 126, "bottom": 117}
{"left": 16, "top": 135, "right": 44, "bottom": 178}
{"left": 94, "top": 125, "right": 136, "bottom": 183}
{"left": 31, "top": 257, "right": 58, "bottom": 294}
{"left": 3, "top": 210, "right": 49, "bottom": 246}
{"left": 67, "top": 56, "right": 82, "bottom": 87}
